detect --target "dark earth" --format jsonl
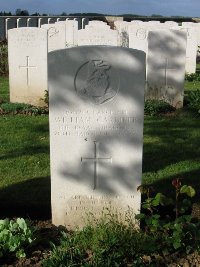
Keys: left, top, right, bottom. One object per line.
{"left": 0, "top": 218, "right": 200, "bottom": 267}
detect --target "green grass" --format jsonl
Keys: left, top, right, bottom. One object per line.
{"left": 184, "top": 80, "right": 200, "bottom": 91}
{"left": 0, "top": 114, "right": 199, "bottom": 210}
{"left": 0, "top": 75, "right": 198, "bottom": 100}
{"left": 143, "top": 116, "right": 200, "bottom": 197}
{"left": 0, "top": 115, "right": 50, "bottom": 217}
{"left": 0, "top": 76, "right": 200, "bottom": 218}
{"left": 0, "top": 76, "right": 9, "bottom": 102}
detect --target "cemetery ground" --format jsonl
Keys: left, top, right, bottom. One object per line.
{"left": 0, "top": 75, "right": 200, "bottom": 266}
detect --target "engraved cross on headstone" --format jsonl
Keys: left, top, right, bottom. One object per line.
{"left": 19, "top": 56, "right": 36, "bottom": 87}
{"left": 161, "top": 58, "right": 176, "bottom": 87}
{"left": 81, "top": 141, "right": 112, "bottom": 190}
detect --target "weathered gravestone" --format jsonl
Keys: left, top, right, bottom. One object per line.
{"left": 164, "top": 21, "right": 178, "bottom": 28}
{"left": 129, "top": 25, "right": 149, "bottom": 53}
{"left": 41, "top": 23, "right": 66, "bottom": 52}
{"left": 8, "top": 28, "right": 48, "bottom": 106}
{"left": 182, "top": 22, "right": 200, "bottom": 46}
{"left": 48, "top": 46, "right": 146, "bottom": 228}
{"left": 179, "top": 26, "right": 197, "bottom": 74}
{"left": 77, "top": 28, "right": 118, "bottom": 46}
{"left": 56, "top": 20, "right": 78, "bottom": 47}
{"left": 146, "top": 30, "right": 187, "bottom": 108}
{"left": 114, "top": 21, "right": 129, "bottom": 47}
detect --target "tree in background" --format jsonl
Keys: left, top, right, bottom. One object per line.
{"left": 15, "top": 9, "right": 29, "bottom": 16}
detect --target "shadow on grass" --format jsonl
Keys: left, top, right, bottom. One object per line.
{"left": 0, "top": 176, "right": 51, "bottom": 220}
{"left": 148, "top": 169, "right": 200, "bottom": 198}
{"left": 144, "top": 169, "right": 200, "bottom": 217}
{"left": 143, "top": 116, "right": 200, "bottom": 173}
{"left": 141, "top": 169, "right": 200, "bottom": 220}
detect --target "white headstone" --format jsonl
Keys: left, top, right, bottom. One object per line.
{"left": 8, "top": 28, "right": 48, "bottom": 106}
{"left": 88, "top": 20, "right": 107, "bottom": 26}
{"left": 146, "top": 29, "right": 187, "bottom": 108}
{"left": 182, "top": 22, "right": 200, "bottom": 47}
{"left": 115, "top": 21, "right": 129, "bottom": 47}
{"left": 56, "top": 20, "right": 78, "bottom": 47}
{"left": 41, "top": 23, "right": 66, "bottom": 52}
{"left": 48, "top": 46, "right": 146, "bottom": 228}
{"left": 179, "top": 26, "right": 197, "bottom": 73}
{"left": 131, "top": 20, "right": 143, "bottom": 24}
{"left": 85, "top": 20, "right": 110, "bottom": 31}
{"left": 164, "top": 21, "right": 178, "bottom": 28}
{"left": 77, "top": 28, "right": 118, "bottom": 46}
{"left": 129, "top": 25, "right": 149, "bottom": 53}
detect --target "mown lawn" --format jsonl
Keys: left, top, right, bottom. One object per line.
{"left": 0, "top": 76, "right": 200, "bottom": 218}
{"left": 0, "top": 76, "right": 9, "bottom": 102}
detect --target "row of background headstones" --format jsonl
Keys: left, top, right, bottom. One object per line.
{"left": 40, "top": 19, "right": 197, "bottom": 75}
{"left": 0, "top": 17, "right": 87, "bottom": 39}
{"left": 8, "top": 20, "right": 190, "bottom": 108}
{"left": 7, "top": 21, "right": 187, "bottom": 228}
{"left": 5, "top": 18, "right": 196, "bottom": 75}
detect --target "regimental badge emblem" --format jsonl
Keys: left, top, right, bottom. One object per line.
{"left": 74, "top": 60, "right": 119, "bottom": 105}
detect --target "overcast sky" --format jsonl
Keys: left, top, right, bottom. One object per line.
{"left": 0, "top": 0, "right": 200, "bottom": 17}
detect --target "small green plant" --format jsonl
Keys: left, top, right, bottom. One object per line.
{"left": 0, "top": 102, "right": 49, "bottom": 115}
{"left": 144, "top": 99, "right": 175, "bottom": 116}
{"left": 42, "top": 215, "right": 158, "bottom": 266}
{"left": 43, "top": 90, "right": 49, "bottom": 107}
{"left": 0, "top": 218, "right": 36, "bottom": 258}
{"left": 40, "top": 90, "right": 49, "bottom": 107}
{"left": 187, "top": 89, "right": 200, "bottom": 113}
{"left": 0, "top": 40, "right": 8, "bottom": 76}
{"left": 136, "top": 179, "right": 200, "bottom": 255}
{"left": 185, "top": 72, "right": 200, "bottom": 82}
{"left": 0, "top": 103, "right": 32, "bottom": 113}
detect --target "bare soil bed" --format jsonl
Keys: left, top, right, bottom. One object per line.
{"left": 0, "top": 219, "right": 200, "bottom": 267}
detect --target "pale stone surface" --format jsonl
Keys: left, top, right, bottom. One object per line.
{"left": 129, "top": 25, "right": 149, "bottom": 53}
{"left": 147, "top": 21, "right": 160, "bottom": 24}
{"left": 146, "top": 29, "right": 187, "bottom": 108}
{"left": 114, "top": 21, "right": 129, "bottom": 47}
{"left": 41, "top": 23, "right": 66, "bottom": 52}
{"left": 85, "top": 24, "right": 111, "bottom": 30}
{"left": 131, "top": 20, "right": 143, "bottom": 24}
{"left": 179, "top": 26, "right": 197, "bottom": 73}
{"left": 164, "top": 21, "right": 178, "bottom": 27}
{"left": 77, "top": 28, "right": 118, "bottom": 46}
{"left": 182, "top": 22, "right": 200, "bottom": 46}
{"left": 56, "top": 20, "right": 78, "bottom": 47}
{"left": 88, "top": 20, "right": 107, "bottom": 26}
{"left": 8, "top": 28, "right": 48, "bottom": 106}
{"left": 85, "top": 21, "right": 110, "bottom": 31}
{"left": 48, "top": 46, "right": 145, "bottom": 228}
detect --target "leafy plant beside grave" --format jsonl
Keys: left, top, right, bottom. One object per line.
{"left": 42, "top": 215, "right": 158, "bottom": 267}
{"left": 185, "top": 72, "right": 200, "bottom": 82}
{"left": 41, "top": 90, "right": 49, "bottom": 107}
{"left": 144, "top": 99, "right": 175, "bottom": 116}
{"left": 186, "top": 89, "right": 200, "bottom": 114}
{"left": 0, "top": 218, "right": 36, "bottom": 259}
{"left": 42, "top": 179, "right": 200, "bottom": 266}
{"left": 0, "top": 102, "right": 49, "bottom": 115}
{"left": 136, "top": 179, "right": 200, "bottom": 255}
{"left": 0, "top": 40, "right": 8, "bottom": 76}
